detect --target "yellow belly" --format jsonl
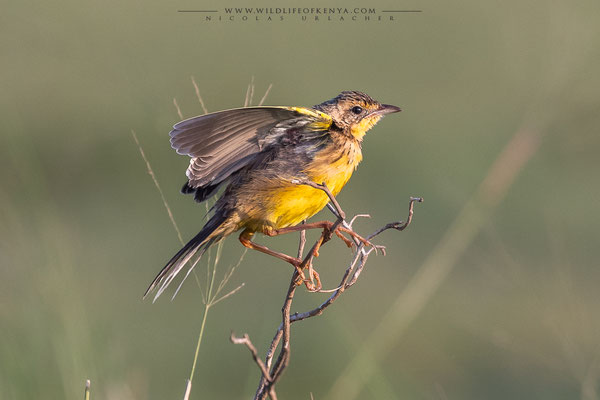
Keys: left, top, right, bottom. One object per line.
{"left": 262, "top": 140, "right": 362, "bottom": 229}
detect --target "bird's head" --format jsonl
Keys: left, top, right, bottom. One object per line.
{"left": 314, "top": 91, "right": 401, "bottom": 140}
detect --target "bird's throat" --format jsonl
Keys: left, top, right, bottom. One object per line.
{"left": 350, "top": 115, "right": 382, "bottom": 140}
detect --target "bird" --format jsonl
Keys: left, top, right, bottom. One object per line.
{"left": 144, "top": 90, "right": 401, "bottom": 300}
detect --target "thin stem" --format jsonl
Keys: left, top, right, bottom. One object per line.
{"left": 84, "top": 380, "right": 90, "bottom": 400}
{"left": 173, "top": 98, "right": 183, "bottom": 119}
{"left": 183, "top": 380, "right": 192, "bottom": 400}
{"left": 191, "top": 76, "right": 208, "bottom": 115}
{"left": 189, "top": 303, "right": 211, "bottom": 382}
{"left": 211, "top": 283, "right": 245, "bottom": 307}
{"left": 188, "top": 238, "right": 224, "bottom": 384}
{"left": 258, "top": 84, "right": 273, "bottom": 106}
{"left": 249, "top": 76, "right": 255, "bottom": 106}
{"left": 131, "top": 130, "right": 184, "bottom": 245}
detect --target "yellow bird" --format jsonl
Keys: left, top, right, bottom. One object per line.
{"left": 145, "top": 91, "right": 401, "bottom": 299}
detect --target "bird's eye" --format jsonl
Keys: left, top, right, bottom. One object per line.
{"left": 351, "top": 106, "right": 363, "bottom": 114}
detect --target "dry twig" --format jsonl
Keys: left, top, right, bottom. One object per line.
{"left": 230, "top": 333, "right": 273, "bottom": 385}
{"left": 230, "top": 183, "right": 422, "bottom": 400}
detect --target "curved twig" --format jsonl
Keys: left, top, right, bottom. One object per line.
{"left": 232, "top": 184, "right": 422, "bottom": 400}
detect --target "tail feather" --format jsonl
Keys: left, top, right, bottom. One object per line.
{"left": 144, "top": 213, "right": 227, "bottom": 301}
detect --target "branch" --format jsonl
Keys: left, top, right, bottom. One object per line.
{"left": 232, "top": 183, "right": 422, "bottom": 400}
{"left": 230, "top": 333, "right": 273, "bottom": 385}
{"left": 290, "top": 197, "right": 423, "bottom": 324}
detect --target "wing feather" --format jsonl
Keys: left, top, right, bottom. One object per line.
{"left": 171, "top": 113, "right": 272, "bottom": 152}
{"left": 169, "top": 106, "right": 332, "bottom": 191}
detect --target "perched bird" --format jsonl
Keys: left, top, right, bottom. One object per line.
{"left": 145, "top": 91, "right": 401, "bottom": 300}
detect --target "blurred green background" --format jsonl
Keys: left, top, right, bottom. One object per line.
{"left": 2, "top": 0, "right": 600, "bottom": 398}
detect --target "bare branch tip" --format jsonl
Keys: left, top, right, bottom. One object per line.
{"left": 230, "top": 331, "right": 245, "bottom": 343}
{"left": 373, "top": 244, "right": 386, "bottom": 256}
{"left": 349, "top": 213, "right": 371, "bottom": 227}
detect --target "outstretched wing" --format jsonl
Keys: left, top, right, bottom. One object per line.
{"left": 170, "top": 106, "right": 332, "bottom": 198}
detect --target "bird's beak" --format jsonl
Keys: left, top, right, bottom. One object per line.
{"left": 373, "top": 104, "right": 402, "bottom": 116}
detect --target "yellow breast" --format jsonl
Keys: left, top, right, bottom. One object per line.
{"left": 264, "top": 139, "right": 362, "bottom": 229}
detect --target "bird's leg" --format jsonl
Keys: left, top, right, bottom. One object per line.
{"left": 238, "top": 230, "right": 307, "bottom": 280}
{"left": 269, "top": 221, "right": 371, "bottom": 249}
{"left": 242, "top": 222, "right": 372, "bottom": 292}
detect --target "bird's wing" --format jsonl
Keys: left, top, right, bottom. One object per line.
{"left": 170, "top": 106, "right": 333, "bottom": 189}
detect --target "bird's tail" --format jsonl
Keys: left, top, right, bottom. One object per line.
{"left": 144, "top": 213, "right": 229, "bottom": 302}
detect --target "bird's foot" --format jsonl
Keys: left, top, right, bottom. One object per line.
{"left": 294, "top": 263, "right": 321, "bottom": 292}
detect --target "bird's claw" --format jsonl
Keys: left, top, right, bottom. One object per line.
{"left": 293, "top": 264, "right": 321, "bottom": 291}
